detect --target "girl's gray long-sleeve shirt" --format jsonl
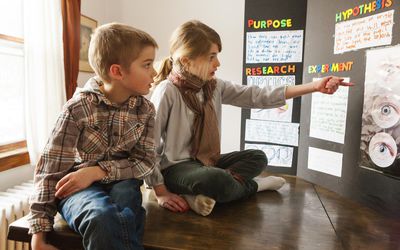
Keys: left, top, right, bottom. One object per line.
{"left": 144, "top": 78, "right": 286, "bottom": 187}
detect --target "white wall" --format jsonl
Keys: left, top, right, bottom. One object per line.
{"left": 78, "top": 0, "right": 245, "bottom": 152}
{"left": 77, "top": 0, "right": 123, "bottom": 86}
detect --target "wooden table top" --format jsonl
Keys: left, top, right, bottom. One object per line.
{"left": 8, "top": 174, "right": 400, "bottom": 250}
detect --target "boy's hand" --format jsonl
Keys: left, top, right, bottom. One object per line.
{"left": 153, "top": 184, "right": 189, "bottom": 212}
{"left": 314, "top": 76, "right": 354, "bottom": 95}
{"left": 55, "top": 166, "right": 106, "bottom": 199}
{"left": 31, "top": 232, "right": 59, "bottom": 250}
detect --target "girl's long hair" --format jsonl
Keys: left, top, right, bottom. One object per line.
{"left": 153, "top": 20, "right": 222, "bottom": 85}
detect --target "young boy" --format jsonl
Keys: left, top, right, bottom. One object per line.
{"left": 28, "top": 23, "right": 158, "bottom": 250}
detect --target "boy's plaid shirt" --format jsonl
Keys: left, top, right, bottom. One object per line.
{"left": 28, "top": 79, "right": 156, "bottom": 234}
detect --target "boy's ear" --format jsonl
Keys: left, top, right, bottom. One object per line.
{"left": 109, "top": 64, "right": 123, "bottom": 80}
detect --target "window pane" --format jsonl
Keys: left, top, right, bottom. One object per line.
{"left": 0, "top": 40, "right": 25, "bottom": 145}
{"left": 0, "top": 0, "right": 23, "bottom": 38}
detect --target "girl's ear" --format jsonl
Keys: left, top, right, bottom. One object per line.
{"left": 109, "top": 64, "right": 123, "bottom": 80}
{"left": 179, "top": 56, "right": 190, "bottom": 68}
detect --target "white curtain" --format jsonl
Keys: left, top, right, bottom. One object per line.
{"left": 24, "top": 0, "right": 67, "bottom": 164}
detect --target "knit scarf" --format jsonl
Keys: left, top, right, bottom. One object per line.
{"left": 168, "top": 68, "right": 220, "bottom": 166}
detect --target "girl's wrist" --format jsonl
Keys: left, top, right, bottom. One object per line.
{"left": 312, "top": 81, "right": 319, "bottom": 92}
{"left": 153, "top": 184, "right": 169, "bottom": 196}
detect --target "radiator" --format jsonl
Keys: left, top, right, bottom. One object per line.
{"left": 0, "top": 180, "right": 33, "bottom": 250}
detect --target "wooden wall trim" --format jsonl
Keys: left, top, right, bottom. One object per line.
{"left": 0, "top": 141, "right": 30, "bottom": 172}
{"left": 0, "top": 34, "right": 24, "bottom": 43}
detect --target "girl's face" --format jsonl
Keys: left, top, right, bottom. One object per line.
{"left": 186, "top": 43, "right": 220, "bottom": 81}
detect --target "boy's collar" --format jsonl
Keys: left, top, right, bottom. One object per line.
{"left": 91, "top": 77, "right": 139, "bottom": 108}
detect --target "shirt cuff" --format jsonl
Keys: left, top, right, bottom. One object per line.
{"left": 28, "top": 218, "right": 54, "bottom": 234}
{"left": 144, "top": 167, "right": 164, "bottom": 188}
{"left": 98, "top": 161, "right": 116, "bottom": 183}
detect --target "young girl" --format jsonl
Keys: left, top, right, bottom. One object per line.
{"left": 144, "top": 20, "right": 352, "bottom": 216}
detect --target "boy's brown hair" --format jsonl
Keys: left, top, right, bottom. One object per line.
{"left": 89, "top": 23, "right": 158, "bottom": 82}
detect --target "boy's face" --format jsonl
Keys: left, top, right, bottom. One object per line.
{"left": 120, "top": 45, "right": 156, "bottom": 96}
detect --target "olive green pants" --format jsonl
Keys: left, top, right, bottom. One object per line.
{"left": 162, "top": 149, "right": 267, "bottom": 203}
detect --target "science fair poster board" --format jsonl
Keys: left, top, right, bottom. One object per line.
{"left": 240, "top": 0, "right": 307, "bottom": 175}
{"left": 297, "top": 0, "right": 400, "bottom": 216}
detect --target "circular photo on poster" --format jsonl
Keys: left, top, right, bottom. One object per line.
{"left": 371, "top": 95, "right": 400, "bottom": 129}
{"left": 368, "top": 132, "right": 397, "bottom": 168}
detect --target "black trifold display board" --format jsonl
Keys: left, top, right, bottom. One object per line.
{"left": 241, "top": 0, "right": 400, "bottom": 217}
{"left": 240, "top": 0, "right": 308, "bottom": 176}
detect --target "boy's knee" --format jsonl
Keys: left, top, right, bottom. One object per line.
{"left": 82, "top": 205, "right": 137, "bottom": 239}
{"left": 79, "top": 205, "right": 141, "bottom": 248}
{"left": 113, "top": 183, "right": 141, "bottom": 199}
{"left": 82, "top": 206, "right": 118, "bottom": 232}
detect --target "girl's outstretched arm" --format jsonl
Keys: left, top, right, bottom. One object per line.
{"left": 285, "top": 76, "right": 354, "bottom": 99}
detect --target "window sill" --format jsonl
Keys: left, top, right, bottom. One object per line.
{"left": 0, "top": 141, "right": 31, "bottom": 172}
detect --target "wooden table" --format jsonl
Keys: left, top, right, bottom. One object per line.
{"left": 8, "top": 174, "right": 400, "bottom": 249}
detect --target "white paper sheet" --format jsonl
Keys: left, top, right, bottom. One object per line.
{"left": 308, "top": 147, "right": 343, "bottom": 177}
{"left": 245, "top": 119, "right": 299, "bottom": 146}
{"left": 248, "top": 75, "right": 295, "bottom": 122}
{"left": 309, "top": 77, "right": 350, "bottom": 144}
{"left": 246, "top": 30, "right": 303, "bottom": 63}
{"left": 334, "top": 10, "right": 394, "bottom": 54}
{"left": 245, "top": 143, "right": 293, "bottom": 167}
{"left": 251, "top": 99, "right": 293, "bottom": 122}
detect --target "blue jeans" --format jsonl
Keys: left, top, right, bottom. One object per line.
{"left": 58, "top": 179, "right": 145, "bottom": 250}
